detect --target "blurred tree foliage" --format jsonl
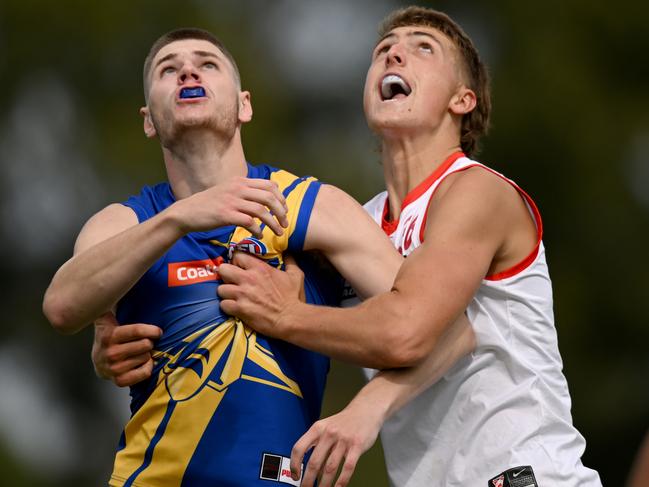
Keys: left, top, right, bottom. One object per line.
{"left": 0, "top": 0, "right": 647, "bottom": 486}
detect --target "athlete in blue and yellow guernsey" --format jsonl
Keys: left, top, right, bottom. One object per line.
{"left": 42, "top": 28, "right": 405, "bottom": 487}
{"left": 112, "top": 164, "right": 339, "bottom": 487}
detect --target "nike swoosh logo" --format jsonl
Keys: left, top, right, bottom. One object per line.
{"left": 512, "top": 468, "right": 526, "bottom": 477}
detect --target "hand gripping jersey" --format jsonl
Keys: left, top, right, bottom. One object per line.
{"left": 362, "top": 153, "right": 602, "bottom": 487}
{"left": 109, "top": 164, "right": 342, "bottom": 487}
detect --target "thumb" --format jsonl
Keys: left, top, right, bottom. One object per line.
{"left": 232, "top": 250, "right": 265, "bottom": 270}
{"left": 95, "top": 311, "right": 119, "bottom": 328}
{"left": 284, "top": 254, "right": 306, "bottom": 302}
{"left": 284, "top": 254, "right": 302, "bottom": 276}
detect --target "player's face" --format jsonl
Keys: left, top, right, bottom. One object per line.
{"left": 141, "top": 39, "right": 251, "bottom": 144}
{"left": 363, "top": 26, "right": 470, "bottom": 137}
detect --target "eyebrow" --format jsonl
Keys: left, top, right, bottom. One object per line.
{"left": 375, "top": 30, "right": 444, "bottom": 50}
{"left": 154, "top": 50, "right": 221, "bottom": 69}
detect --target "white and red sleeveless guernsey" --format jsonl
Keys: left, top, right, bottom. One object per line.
{"left": 361, "top": 153, "right": 602, "bottom": 486}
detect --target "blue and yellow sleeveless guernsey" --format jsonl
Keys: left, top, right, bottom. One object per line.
{"left": 109, "top": 163, "right": 342, "bottom": 487}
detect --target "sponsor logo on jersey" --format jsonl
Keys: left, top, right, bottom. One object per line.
{"left": 259, "top": 453, "right": 302, "bottom": 486}
{"left": 488, "top": 465, "right": 537, "bottom": 487}
{"left": 168, "top": 257, "right": 224, "bottom": 287}
{"left": 228, "top": 237, "right": 268, "bottom": 260}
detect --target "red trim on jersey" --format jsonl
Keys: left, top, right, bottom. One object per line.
{"left": 381, "top": 201, "right": 399, "bottom": 235}
{"left": 419, "top": 163, "right": 543, "bottom": 281}
{"left": 381, "top": 151, "right": 464, "bottom": 235}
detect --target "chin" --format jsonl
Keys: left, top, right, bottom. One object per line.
{"left": 368, "top": 114, "right": 415, "bottom": 133}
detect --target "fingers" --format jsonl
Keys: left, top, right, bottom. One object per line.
{"left": 216, "top": 283, "right": 239, "bottom": 302}
{"left": 92, "top": 321, "right": 161, "bottom": 384}
{"left": 291, "top": 412, "right": 369, "bottom": 487}
{"left": 283, "top": 253, "right": 305, "bottom": 301}
{"left": 246, "top": 178, "right": 289, "bottom": 219}
{"left": 113, "top": 323, "right": 162, "bottom": 343}
{"left": 231, "top": 251, "right": 268, "bottom": 270}
{"left": 113, "top": 357, "right": 154, "bottom": 387}
{"left": 284, "top": 253, "right": 298, "bottom": 267}
{"left": 107, "top": 338, "right": 157, "bottom": 363}
{"left": 334, "top": 449, "right": 361, "bottom": 487}
{"left": 109, "top": 352, "right": 151, "bottom": 376}
{"left": 242, "top": 186, "right": 289, "bottom": 230}
{"left": 283, "top": 254, "right": 303, "bottom": 278}
{"left": 301, "top": 437, "right": 335, "bottom": 487}
{"left": 291, "top": 428, "right": 318, "bottom": 479}
{"left": 235, "top": 201, "right": 282, "bottom": 238}
{"left": 238, "top": 179, "right": 289, "bottom": 236}
{"left": 217, "top": 262, "right": 248, "bottom": 285}
{"left": 318, "top": 444, "right": 346, "bottom": 487}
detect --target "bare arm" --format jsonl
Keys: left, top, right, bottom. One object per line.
{"left": 218, "top": 170, "right": 537, "bottom": 487}
{"left": 218, "top": 169, "right": 531, "bottom": 368}
{"left": 290, "top": 314, "right": 475, "bottom": 487}
{"left": 301, "top": 184, "right": 403, "bottom": 300}
{"left": 43, "top": 203, "right": 180, "bottom": 334}
{"left": 43, "top": 178, "right": 289, "bottom": 334}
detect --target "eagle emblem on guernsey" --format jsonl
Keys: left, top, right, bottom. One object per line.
{"left": 157, "top": 319, "right": 302, "bottom": 401}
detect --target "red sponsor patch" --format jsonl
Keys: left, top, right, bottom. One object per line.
{"left": 492, "top": 474, "right": 504, "bottom": 487}
{"left": 168, "top": 257, "right": 224, "bottom": 287}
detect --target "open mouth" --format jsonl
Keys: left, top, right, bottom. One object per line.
{"left": 381, "top": 74, "right": 412, "bottom": 101}
{"left": 179, "top": 87, "right": 206, "bottom": 99}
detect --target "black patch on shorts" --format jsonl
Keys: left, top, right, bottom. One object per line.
{"left": 260, "top": 453, "right": 282, "bottom": 481}
{"left": 488, "top": 465, "right": 538, "bottom": 487}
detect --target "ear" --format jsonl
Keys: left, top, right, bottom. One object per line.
{"left": 140, "top": 106, "right": 157, "bottom": 138}
{"left": 449, "top": 86, "right": 477, "bottom": 116}
{"left": 238, "top": 91, "right": 253, "bottom": 124}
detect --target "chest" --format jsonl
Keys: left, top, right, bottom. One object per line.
{"left": 116, "top": 227, "right": 235, "bottom": 344}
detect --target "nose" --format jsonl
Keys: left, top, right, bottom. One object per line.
{"left": 386, "top": 43, "right": 405, "bottom": 67}
{"left": 178, "top": 62, "right": 200, "bottom": 84}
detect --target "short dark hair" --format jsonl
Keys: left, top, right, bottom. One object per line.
{"left": 142, "top": 28, "right": 241, "bottom": 101}
{"left": 379, "top": 6, "right": 491, "bottom": 156}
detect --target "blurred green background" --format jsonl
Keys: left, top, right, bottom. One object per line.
{"left": 1, "top": 0, "right": 648, "bottom": 485}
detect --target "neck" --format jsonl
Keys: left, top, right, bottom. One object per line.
{"left": 380, "top": 130, "right": 461, "bottom": 221}
{"left": 162, "top": 128, "right": 248, "bottom": 199}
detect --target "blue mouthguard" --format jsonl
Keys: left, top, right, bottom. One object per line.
{"left": 179, "top": 87, "right": 206, "bottom": 99}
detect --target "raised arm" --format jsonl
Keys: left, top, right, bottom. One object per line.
{"left": 43, "top": 178, "right": 289, "bottom": 334}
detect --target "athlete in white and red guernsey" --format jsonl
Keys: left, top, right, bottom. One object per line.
{"left": 216, "top": 7, "right": 602, "bottom": 486}
{"left": 359, "top": 151, "right": 601, "bottom": 486}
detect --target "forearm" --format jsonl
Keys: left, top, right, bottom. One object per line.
{"left": 44, "top": 209, "right": 183, "bottom": 333}
{"left": 352, "top": 314, "right": 475, "bottom": 422}
{"left": 278, "top": 292, "right": 427, "bottom": 368}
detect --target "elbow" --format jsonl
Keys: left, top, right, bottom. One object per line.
{"left": 381, "top": 345, "right": 427, "bottom": 369}
{"left": 42, "top": 290, "right": 81, "bottom": 335}
{"left": 373, "top": 317, "right": 431, "bottom": 368}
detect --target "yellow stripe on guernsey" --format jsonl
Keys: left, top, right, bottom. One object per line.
{"left": 223, "top": 171, "right": 319, "bottom": 267}
{"left": 110, "top": 170, "right": 316, "bottom": 487}
{"left": 112, "top": 321, "right": 305, "bottom": 486}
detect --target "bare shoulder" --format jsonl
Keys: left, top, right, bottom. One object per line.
{"left": 314, "top": 183, "right": 358, "bottom": 205}
{"left": 309, "top": 184, "right": 366, "bottom": 228}
{"left": 429, "top": 165, "right": 537, "bottom": 274}
{"left": 74, "top": 203, "right": 139, "bottom": 254}
{"left": 305, "top": 183, "right": 392, "bottom": 255}
{"left": 432, "top": 166, "right": 520, "bottom": 211}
